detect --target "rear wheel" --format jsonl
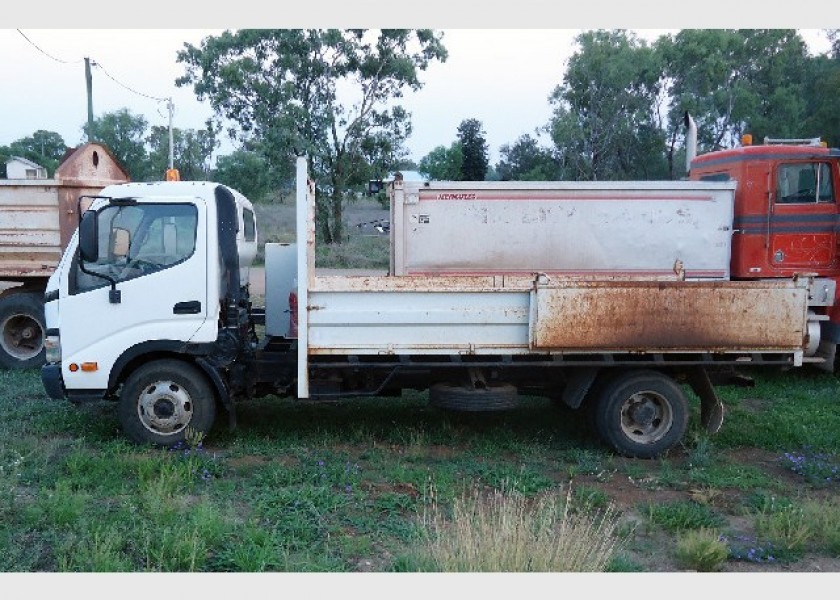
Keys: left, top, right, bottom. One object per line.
{"left": 429, "top": 383, "right": 518, "bottom": 412}
{"left": 0, "top": 292, "right": 46, "bottom": 369}
{"left": 592, "top": 370, "right": 688, "bottom": 458}
{"left": 119, "top": 359, "right": 216, "bottom": 446}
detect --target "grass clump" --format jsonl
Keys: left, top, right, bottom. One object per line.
{"left": 413, "top": 485, "right": 628, "bottom": 572}
{"left": 647, "top": 500, "right": 726, "bottom": 533}
{"left": 674, "top": 528, "right": 728, "bottom": 571}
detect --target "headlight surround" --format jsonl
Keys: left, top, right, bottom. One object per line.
{"left": 44, "top": 334, "right": 61, "bottom": 364}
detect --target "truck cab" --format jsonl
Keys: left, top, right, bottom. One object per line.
{"left": 41, "top": 181, "right": 257, "bottom": 436}
{"left": 689, "top": 137, "right": 840, "bottom": 354}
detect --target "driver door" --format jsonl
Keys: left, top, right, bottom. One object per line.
{"left": 58, "top": 198, "right": 208, "bottom": 390}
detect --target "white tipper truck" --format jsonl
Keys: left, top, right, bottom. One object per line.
{"left": 40, "top": 158, "right": 834, "bottom": 458}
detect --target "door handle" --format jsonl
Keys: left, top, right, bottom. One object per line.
{"left": 173, "top": 301, "right": 202, "bottom": 315}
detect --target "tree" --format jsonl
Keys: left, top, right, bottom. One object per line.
{"left": 4, "top": 130, "right": 67, "bottom": 177}
{"left": 456, "top": 118, "right": 489, "bottom": 181}
{"left": 147, "top": 122, "right": 218, "bottom": 181}
{"left": 418, "top": 143, "right": 463, "bottom": 180}
{"left": 213, "top": 150, "right": 275, "bottom": 201}
{"left": 87, "top": 109, "right": 149, "bottom": 181}
{"left": 659, "top": 29, "right": 810, "bottom": 176}
{"left": 496, "top": 134, "right": 559, "bottom": 181}
{"left": 549, "top": 30, "right": 667, "bottom": 181}
{"left": 802, "top": 30, "right": 840, "bottom": 147}
{"left": 176, "top": 29, "right": 447, "bottom": 244}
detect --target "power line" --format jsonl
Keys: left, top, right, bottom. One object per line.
{"left": 92, "top": 61, "right": 168, "bottom": 102}
{"left": 16, "top": 29, "right": 82, "bottom": 64}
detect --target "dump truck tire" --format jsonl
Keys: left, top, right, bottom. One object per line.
{"left": 429, "top": 383, "right": 518, "bottom": 412}
{"left": 119, "top": 359, "right": 216, "bottom": 446}
{"left": 592, "top": 370, "right": 688, "bottom": 459}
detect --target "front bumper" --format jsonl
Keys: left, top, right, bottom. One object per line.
{"left": 41, "top": 363, "right": 65, "bottom": 400}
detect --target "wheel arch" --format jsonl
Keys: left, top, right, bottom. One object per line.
{"left": 108, "top": 341, "right": 231, "bottom": 415}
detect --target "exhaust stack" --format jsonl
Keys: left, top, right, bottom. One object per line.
{"left": 684, "top": 112, "right": 697, "bottom": 175}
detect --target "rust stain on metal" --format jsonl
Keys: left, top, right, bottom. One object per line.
{"left": 312, "top": 274, "right": 504, "bottom": 293}
{"left": 1, "top": 142, "right": 129, "bottom": 273}
{"left": 531, "top": 281, "right": 808, "bottom": 352}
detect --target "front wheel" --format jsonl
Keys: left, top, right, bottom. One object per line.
{"left": 592, "top": 370, "right": 688, "bottom": 459}
{"left": 119, "top": 359, "right": 216, "bottom": 446}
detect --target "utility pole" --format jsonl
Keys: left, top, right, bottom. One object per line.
{"left": 84, "top": 57, "right": 94, "bottom": 142}
{"left": 167, "top": 97, "right": 175, "bottom": 170}
{"left": 164, "top": 98, "right": 180, "bottom": 181}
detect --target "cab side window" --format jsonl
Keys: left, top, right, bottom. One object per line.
{"left": 776, "top": 162, "right": 834, "bottom": 204}
{"left": 243, "top": 207, "right": 256, "bottom": 242}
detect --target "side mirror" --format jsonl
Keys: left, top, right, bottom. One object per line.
{"left": 78, "top": 210, "right": 99, "bottom": 263}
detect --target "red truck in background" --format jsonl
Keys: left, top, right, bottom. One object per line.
{"left": 686, "top": 115, "right": 840, "bottom": 369}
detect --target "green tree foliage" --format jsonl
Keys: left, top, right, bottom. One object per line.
{"left": 1, "top": 130, "right": 67, "bottom": 177}
{"left": 213, "top": 150, "right": 274, "bottom": 201}
{"left": 549, "top": 30, "right": 667, "bottom": 181}
{"left": 496, "top": 134, "right": 559, "bottom": 181}
{"left": 456, "top": 118, "right": 489, "bottom": 181}
{"left": 802, "top": 32, "right": 840, "bottom": 147}
{"left": 659, "top": 29, "right": 810, "bottom": 176}
{"left": 418, "top": 143, "right": 463, "bottom": 180}
{"left": 87, "top": 109, "right": 150, "bottom": 181}
{"left": 147, "top": 122, "right": 218, "bottom": 182}
{"left": 176, "top": 29, "right": 447, "bottom": 244}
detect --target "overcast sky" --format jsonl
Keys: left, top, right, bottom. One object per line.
{"left": 2, "top": 3, "right": 836, "bottom": 167}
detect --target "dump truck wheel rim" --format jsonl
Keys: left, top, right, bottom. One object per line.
{"left": 0, "top": 313, "right": 44, "bottom": 361}
{"left": 619, "top": 391, "right": 673, "bottom": 444}
{"left": 137, "top": 380, "right": 194, "bottom": 436}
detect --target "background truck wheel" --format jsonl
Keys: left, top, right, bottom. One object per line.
{"left": 119, "top": 359, "right": 216, "bottom": 446}
{"left": 429, "top": 383, "right": 518, "bottom": 412}
{"left": 0, "top": 292, "right": 46, "bottom": 369}
{"left": 592, "top": 370, "right": 688, "bottom": 459}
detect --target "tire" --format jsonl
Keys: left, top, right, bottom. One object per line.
{"left": 592, "top": 370, "right": 688, "bottom": 459}
{"left": 429, "top": 383, "right": 518, "bottom": 412}
{"left": 119, "top": 359, "right": 216, "bottom": 446}
{"left": 0, "top": 292, "right": 46, "bottom": 369}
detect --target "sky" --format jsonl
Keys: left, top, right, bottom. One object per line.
{"left": 1, "top": 3, "right": 837, "bottom": 170}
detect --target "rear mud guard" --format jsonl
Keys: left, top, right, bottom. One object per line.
{"left": 687, "top": 367, "right": 725, "bottom": 434}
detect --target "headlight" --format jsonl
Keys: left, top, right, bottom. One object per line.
{"left": 45, "top": 333, "right": 61, "bottom": 364}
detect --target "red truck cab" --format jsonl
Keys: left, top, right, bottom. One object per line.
{"left": 689, "top": 138, "right": 840, "bottom": 348}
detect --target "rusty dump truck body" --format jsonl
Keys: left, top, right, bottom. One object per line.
{"left": 250, "top": 158, "right": 834, "bottom": 458}
{"left": 294, "top": 275, "right": 813, "bottom": 357}
{"left": 0, "top": 144, "right": 128, "bottom": 368}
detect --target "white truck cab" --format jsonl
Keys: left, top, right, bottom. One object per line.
{"left": 41, "top": 181, "right": 257, "bottom": 442}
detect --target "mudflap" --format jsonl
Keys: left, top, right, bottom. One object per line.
{"left": 687, "top": 367, "right": 725, "bottom": 435}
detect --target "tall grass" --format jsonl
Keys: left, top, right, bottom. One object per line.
{"left": 414, "top": 486, "right": 628, "bottom": 572}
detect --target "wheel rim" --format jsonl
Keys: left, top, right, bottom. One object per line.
{"left": 137, "top": 380, "right": 193, "bottom": 436}
{"left": 619, "top": 390, "right": 673, "bottom": 444}
{"left": 0, "top": 312, "right": 44, "bottom": 361}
